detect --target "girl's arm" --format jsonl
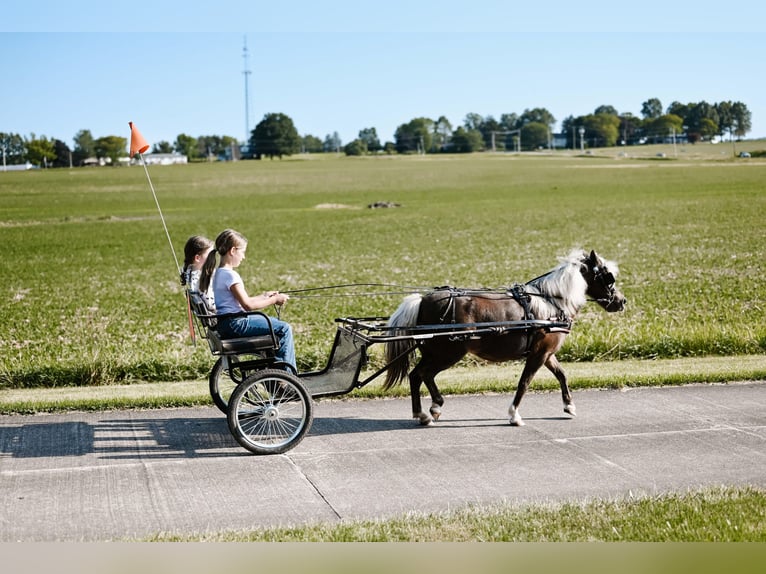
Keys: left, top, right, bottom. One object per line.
{"left": 229, "top": 282, "right": 289, "bottom": 311}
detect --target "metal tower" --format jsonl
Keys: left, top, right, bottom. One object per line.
{"left": 243, "top": 36, "right": 252, "bottom": 143}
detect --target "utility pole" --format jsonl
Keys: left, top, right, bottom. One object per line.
{"left": 242, "top": 36, "right": 252, "bottom": 145}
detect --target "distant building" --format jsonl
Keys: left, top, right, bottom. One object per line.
{"left": 552, "top": 133, "right": 568, "bottom": 149}
{"left": 1, "top": 161, "right": 37, "bottom": 171}
{"left": 137, "top": 153, "right": 188, "bottom": 165}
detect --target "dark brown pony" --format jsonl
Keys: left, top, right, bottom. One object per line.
{"left": 383, "top": 249, "right": 626, "bottom": 426}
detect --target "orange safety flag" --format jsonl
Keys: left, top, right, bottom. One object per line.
{"left": 129, "top": 121, "right": 150, "bottom": 157}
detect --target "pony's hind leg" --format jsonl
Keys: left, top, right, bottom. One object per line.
{"left": 408, "top": 366, "right": 433, "bottom": 426}
{"left": 422, "top": 372, "right": 444, "bottom": 423}
{"left": 545, "top": 355, "right": 576, "bottom": 417}
{"left": 408, "top": 361, "right": 447, "bottom": 426}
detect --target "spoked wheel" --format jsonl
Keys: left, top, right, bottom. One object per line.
{"left": 227, "top": 369, "right": 313, "bottom": 455}
{"left": 209, "top": 356, "right": 248, "bottom": 413}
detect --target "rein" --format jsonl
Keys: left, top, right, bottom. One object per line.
{"left": 281, "top": 283, "right": 432, "bottom": 299}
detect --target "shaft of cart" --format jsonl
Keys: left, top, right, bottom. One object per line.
{"left": 300, "top": 316, "right": 571, "bottom": 398}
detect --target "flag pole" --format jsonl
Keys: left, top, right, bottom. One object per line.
{"left": 139, "top": 151, "right": 181, "bottom": 275}
{"left": 129, "top": 122, "right": 180, "bottom": 276}
{"left": 129, "top": 122, "right": 195, "bottom": 344}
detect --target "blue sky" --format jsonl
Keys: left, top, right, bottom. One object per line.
{"left": 3, "top": 3, "right": 765, "bottom": 148}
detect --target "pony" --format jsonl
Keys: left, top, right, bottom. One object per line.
{"left": 383, "top": 249, "right": 626, "bottom": 426}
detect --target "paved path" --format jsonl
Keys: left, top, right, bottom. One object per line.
{"left": 1, "top": 382, "right": 764, "bottom": 541}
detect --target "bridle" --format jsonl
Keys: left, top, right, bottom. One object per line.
{"left": 588, "top": 264, "right": 617, "bottom": 306}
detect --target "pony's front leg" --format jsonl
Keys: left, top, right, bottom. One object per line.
{"left": 508, "top": 354, "right": 546, "bottom": 426}
{"left": 545, "top": 354, "right": 576, "bottom": 417}
{"left": 508, "top": 403, "right": 524, "bottom": 426}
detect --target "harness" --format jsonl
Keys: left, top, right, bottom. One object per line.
{"left": 509, "top": 284, "right": 534, "bottom": 321}
{"left": 429, "top": 285, "right": 570, "bottom": 355}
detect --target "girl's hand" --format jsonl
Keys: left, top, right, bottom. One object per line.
{"left": 268, "top": 291, "right": 289, "bottom": 305}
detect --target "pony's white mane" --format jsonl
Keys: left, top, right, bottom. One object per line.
{"left": 525, "top": 249, "right": 591, "bottom": 319}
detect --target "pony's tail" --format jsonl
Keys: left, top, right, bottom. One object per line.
{"left": 382, "top": 294, "right": 422, "bottom": 390}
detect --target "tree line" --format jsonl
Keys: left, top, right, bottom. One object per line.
{"left": 0, "top": 97, "right": 753, "bottom": 166}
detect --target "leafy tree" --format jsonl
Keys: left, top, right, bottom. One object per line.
{"left": 479, "top": 115, "right": 501, "bottom": 149}
{"left": 94, "top": 135, "right": 127, "bottom": 165}
{"left": 344, "top": 139, "right": 367, "bottom": 156}
{"left": 714, "top": 101, "right": 734, "bottom": 140}
{"left": 666, "top": 101, "right": 691, "bottom": 122}
{"left": 618, "top": 113, "right": 640, "bottom": 145}
{"left": 301, "top": 134, "right": 323, "bottom": 153}
{"left": 25, "top": 135, "right": 57, "bottom": 167}
{"left": 394, "top": 117, "right": 434, "bottom": 154}
{"left": 699, "top": 118, "right": 719, "bottom": 140}
{"left": 433, "top": 116, "right": 453, "bottom": 151}
{"left": 518, "top": 108, "right": 556, "bottom": 130}
{"left": 196, "top": 135, "right": 239, "bottom": 158}
{"left": 153, "top": 141, "right": 174, "bottom": 154}
{"left": 52, "top": 139, "right": 71, "bottom": 168}
{"left": 463, "top": 113, "right": 484, "bottom": 132}
{"left": 0, "top": 132, "right": 25, "bottom": 165}
{"left": 582, "top": 113, "right": 620, "bottom": 147}
{"left": 646, "top": 114, "right": 684, "bottom": 141}
{"left": 72, "top": 129, "right": 95, "bottom": 166}
{"left": 174, "top": 134, "right": 199, "bottom": 160}
{"left": 685, "top": 102, "right": 719, "bottom": 141}
{"left": 593, "top": 105, "right": 618, "bottom": 117}
{"left": 449, "top": 127, "right": 483, "bottom": 153}
{"left": 731, "top": 101, "right": 752, "bottom": 139}
{"left": 499, "top": 113, "right": 520, "bottom": 131}
{"left": 323, "top": 132, "right": 342, "bottom": 153}
{"left": 641, "top": 98, "right": 663, "bottom": 120}
{"left": 358, "top": 127, "right": 381, "bottom": 152}
{"left": 520, "top": 122, "right": 549, "bottom": 150}
{"left": 560, "top": 115, "right": 579, "bottom": 149}
{"left": 250, "top": 113, "right": 300, "bottom": 159}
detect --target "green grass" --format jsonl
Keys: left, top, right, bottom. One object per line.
{"left": 144, "top": 486, "right": 765, "bottom": 541}
{"left": 1, "top": 355, "right": 763, "bottom": 414}
{"left": 1, "top": 149, "right": 765, "bottom": 388}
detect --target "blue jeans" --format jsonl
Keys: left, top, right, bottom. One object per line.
{"left": 218, "top": 314, "right": 296, "bottom": 371}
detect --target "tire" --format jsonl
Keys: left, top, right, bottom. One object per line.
{"left": 227, "top": 369, "right": 313, "bottom": 455}
{"left": 209, "top": 356, "right": 246, "bottom": 414}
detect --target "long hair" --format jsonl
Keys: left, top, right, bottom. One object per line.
{"left": 198, "top": 229, "right": 247, "bottom": 294}
{"left": 180, "top": 235, "right": 213, "bottom": 286}
{"left": 525, "top": 249, "right": 590, "bottom": 319}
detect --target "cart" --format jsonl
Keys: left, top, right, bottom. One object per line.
{"left": 187, "top": 291, "right": 569, "bottom": 455}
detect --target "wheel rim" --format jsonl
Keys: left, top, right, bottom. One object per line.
{"left": 234, "top": 375, "right": 308, "bottom": 451}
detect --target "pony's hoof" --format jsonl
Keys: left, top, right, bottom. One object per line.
{"left": 509, "top": 417, "right": 525, "bottom": 426}
{"left": 429, "top": 407, "right": 442, "bottom": 421}
{"left": 415, "top": 413, "right": 434, "bottom": 426}
{"left": 564, "top": 403, "right": 577, "bottom": 417}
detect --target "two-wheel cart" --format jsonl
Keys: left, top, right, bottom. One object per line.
{"left": 187, "top": 291, "right": 569, "bottom": 455}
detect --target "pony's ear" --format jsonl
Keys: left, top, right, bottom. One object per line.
{"left": 589, "top": 250, "right": 598, "bottom": 265}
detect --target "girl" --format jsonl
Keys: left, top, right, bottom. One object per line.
{"left": 180, "top": 235, "right": 216, "bottom": 309}
{"left": 199, "top": 229, "right": 296, "bottom": 372}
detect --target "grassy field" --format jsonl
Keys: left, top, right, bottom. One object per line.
{"left": 1, "top": 144, "right": 765, "bottom": 389}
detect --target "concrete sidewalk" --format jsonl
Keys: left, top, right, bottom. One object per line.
{"left": 1, "top": 382, "right": 764, "bottom": 541}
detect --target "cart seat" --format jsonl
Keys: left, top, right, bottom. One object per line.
{"left": 187, "top": 291, "right": 280, "bottom": 356}
{"left": 207, "top": 330, "right": 277, "bottom": 355}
